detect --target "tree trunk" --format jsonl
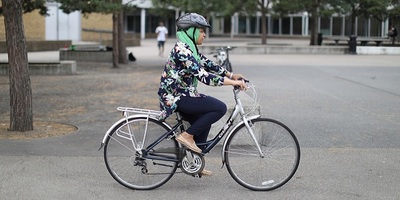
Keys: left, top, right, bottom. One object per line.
{"left": 310, "top": 0, "right": 320, "bottom": 46}
{"left": 112, "top": 12, "right": 119, "bottom": 68}
{"left": 118, "top": 10, "right": 127, "bottom": 64}
{"left": 351, "top": 10, "right": 356, "bottom": 35}
{"left": 261, "top": 9, "right": 267, "bottom": 45}
{"left": 2, "top": 0, "right": 33, "bottom": 131}
{"left": 260, "top": 0, "right": 268, "bottom": 45}
{"left": 310, "top": 15, "right": 319, "bottom": 45}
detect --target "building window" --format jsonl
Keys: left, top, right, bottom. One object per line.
{"left": 272, "top": 19, "right": 279, "bottom": 34}
{"left": 332, "top": 17, "right": 343, "bottom": 36}
{"left": 369, "top": 18, "right": 381, "bottom": 37}
{"left": 282, "top": 17, "right": 290, "bottom": 34}
{"left": 320, "top": 17, "right": 331, "bottom": 35}
{"left": 293, "top": 17, "right": 302, "bottom": 35}
{"left": 127, "top": 15, "right": 140, "bottom": 33}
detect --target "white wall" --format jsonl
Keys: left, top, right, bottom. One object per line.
{"left": 45, "top": 2, "right": 81, "bottom": 41}
{"left": 357, "top": 47, "right": 400, "bottom": 55}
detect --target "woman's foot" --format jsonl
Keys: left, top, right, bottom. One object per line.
{"left": 200, "top": 169, "right": 213, "bottom": 176}
{"left": 175, "top": 132, "right": 202, "bottom": 153}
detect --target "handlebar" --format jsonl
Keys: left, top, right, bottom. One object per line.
{"left": 217, "top": 46, "right": 236, "bottom": 51}
{"left": 210, "top": 46, "right": 237, "bottom": 54}
{"left": 233, "top": 78, "right": 249, "bottom": 90}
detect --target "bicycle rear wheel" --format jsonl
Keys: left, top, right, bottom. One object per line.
{"left": 104, "top": 117, "right": 179, "bottom": 190}
{"left": 224, "top": 118, "right": 300, "bottom": 191}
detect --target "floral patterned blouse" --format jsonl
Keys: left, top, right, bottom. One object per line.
{"left": 158, "top": 41, "right": 228, "bottom": 120}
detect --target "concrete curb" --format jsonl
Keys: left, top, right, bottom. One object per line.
{"left": 199, "top": 45, "right": 349, "bottom": 55}
{"left": 0, "top": 60, "right": 77, "bottom": 75}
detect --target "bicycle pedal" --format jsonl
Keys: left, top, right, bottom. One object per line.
{"left": 193, "top": 174, "right": 202, "bottom": 178}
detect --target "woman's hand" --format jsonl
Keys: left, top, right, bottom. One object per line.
{"left": 224, "top": 72, "right": 247, "bottom": 90}
{"left": 234, "top": 79, "right": 247, "bottom": 90}
{"left": 231, "top": 73, "right": 245, "bottom": 80}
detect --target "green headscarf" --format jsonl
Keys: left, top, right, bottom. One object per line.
{"left": 176, "top": 27, "right": 201, "bottom": 62}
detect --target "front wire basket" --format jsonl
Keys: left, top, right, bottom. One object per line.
{"left": 242, "top": 82, "right": 261, "bottom": 116}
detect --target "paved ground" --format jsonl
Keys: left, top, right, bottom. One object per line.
{"left": 0, "top": 38, "right": 400, "bottom": 199}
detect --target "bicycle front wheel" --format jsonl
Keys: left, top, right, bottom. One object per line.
{"left": 104, "top": 117, "right": 179, "bottom": 190}
{"left": 224, "top": 118, "right": 300, "bottom": 191}
{"left": 224, "top": 61, "right": 233, "bottom": 72}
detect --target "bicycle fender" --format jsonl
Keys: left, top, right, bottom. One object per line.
{"left": 99, "top": 114, "right": 171, "bottom": 147}
{"left": 221, "top": 115, "right": 261, "bottom": 163}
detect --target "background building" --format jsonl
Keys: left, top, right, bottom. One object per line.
{"left": 0, "top": 0, "right": 398, "bottom": 43}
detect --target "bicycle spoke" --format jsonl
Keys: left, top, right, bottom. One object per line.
{"left": 225, "top": 118, "right": 300, "bottom": 191}
{"left": 104, "top": 117, "right": 178, "bottom": 190}
{"left": 109, "top": 135, "right": 137, "bottom": 154}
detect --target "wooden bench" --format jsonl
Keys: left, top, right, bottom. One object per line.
{"left": 357, "top": 37, "right": 388, "bottom": 46}
{"left": 324, "top": 36, "right": 389, "bottom": 46}
{"left": 324, "top": 37, "right": 349, "bottom": 45}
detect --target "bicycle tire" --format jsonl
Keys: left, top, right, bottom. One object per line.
{"left": 224, "top": 118, "right": 300, "bottom": 191}
{"left": 224, "top": 61, "right": 233, "bottom": 72}
{"left": 104, "top": 116, "right": 179, "bottom": 190}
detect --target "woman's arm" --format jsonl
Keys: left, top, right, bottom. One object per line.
{"left": 223, "top": 77, "right": 247, "bottom": 90}
{"left": 225, "top": 71, "right": 244, "bottom": 80}
{"left": 199, "top": 53, "right": 229, "bottom": 76}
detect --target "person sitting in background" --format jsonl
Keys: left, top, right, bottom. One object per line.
{"left": 388, "top": 25, "right": 398, "bottom": 45}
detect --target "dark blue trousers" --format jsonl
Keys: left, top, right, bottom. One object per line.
{"left": 177, "top": 95, "right": 227, "bottom": 149}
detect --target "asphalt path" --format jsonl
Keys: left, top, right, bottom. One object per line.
{"left": 1, "top": 39, "right": 400, "bottom": 199}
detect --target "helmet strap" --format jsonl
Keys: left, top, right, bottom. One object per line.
{"left": 183, "top": 27, "right": 200, "bottom": 56}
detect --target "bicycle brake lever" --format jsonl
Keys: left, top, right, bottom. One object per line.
{"left": 238, "top": 78, "right": 249, "bottom": 83}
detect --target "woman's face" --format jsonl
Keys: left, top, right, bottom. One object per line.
{"left": 196, "top": 28, "right": 206, "bottom": 45}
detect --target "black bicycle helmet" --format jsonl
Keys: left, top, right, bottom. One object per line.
{"left": 176, "top": 13, "right": 211, "bottom": 30}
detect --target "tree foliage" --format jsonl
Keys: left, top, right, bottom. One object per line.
{"left": 151, "top": 0, "right": 223, "bottom": 16}
{"left": 326, "top": 0, "right": 400, "bottom": 34}
{"left": 329, "top": 0, "right": 397, "bottom": 21}
{"left": 56, "top": 0, "right": 124, "bottom": 14}
{"left": 0, "top": 0, "right": 48, "bottom": 15}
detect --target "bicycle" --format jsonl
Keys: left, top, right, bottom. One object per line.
{"left": 212, "top": 46, "right": 235, "bottom": 72}
{"left": 99, "top": 81, "right": 300, "bottom": 191}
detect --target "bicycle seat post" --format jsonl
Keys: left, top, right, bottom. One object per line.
{"left": 175, "top": 112, "right": 183, "bottom": 121}
{"left": 175, "top": 112, "right": 186, "bottom": 133}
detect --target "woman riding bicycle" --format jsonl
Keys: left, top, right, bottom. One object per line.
{"left": 157, "top": 13, "right": 246, "bottom": 175}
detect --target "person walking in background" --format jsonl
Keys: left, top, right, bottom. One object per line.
{"left": 155, "top": 22, "right": 168, "bottom": 56}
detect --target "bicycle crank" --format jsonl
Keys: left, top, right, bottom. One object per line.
{"left": 180, "top": 150, "right": 205, "bottom": 177}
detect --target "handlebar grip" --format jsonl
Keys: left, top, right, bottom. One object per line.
{"left": 233, "top": 79, "right": 249, "bottom": 90}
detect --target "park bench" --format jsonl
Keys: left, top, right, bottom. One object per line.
{"left": 324, "top": 36, "right": 389, "bottom": 46}
{"left": 357, "top": 37, "right": 389, "bottom": 46}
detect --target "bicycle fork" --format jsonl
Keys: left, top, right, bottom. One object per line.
{"left": 221, "top": 99, "right": 264, "bottom": 165}
{"left": 242, "top": 115, "right": 265, "bottom": 158}
{"left": 235, "top": 95, "right": 265, "bottom": 158}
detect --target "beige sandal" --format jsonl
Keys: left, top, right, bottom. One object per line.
{"left": 200, "top": 169, "right": 213, "bottom": 176}
{"left": 175, "top": 134, "right": 202, "bottom": 153}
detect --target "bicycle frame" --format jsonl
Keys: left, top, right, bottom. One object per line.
{"left": 100, "top": 88, "right": 263, "bottom": 164}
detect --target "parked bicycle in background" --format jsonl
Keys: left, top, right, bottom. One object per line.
{"left": 212, "top": 46, "right": 236, "bottom": 72}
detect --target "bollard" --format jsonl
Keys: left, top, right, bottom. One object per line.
{"left": 348, "top": 35, "right": 357, "bottom": 54}
{"left": 318, "top": 33, "right": 323, "bottom": 46}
